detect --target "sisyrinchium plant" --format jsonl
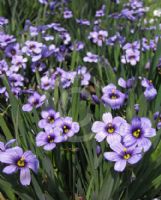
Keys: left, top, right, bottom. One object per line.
{"left": 0, "top": 0, "right": 161, "bottom": 200}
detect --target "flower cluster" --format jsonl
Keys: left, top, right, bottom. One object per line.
{"left": 92, "top": 112, "right": 156, "bottom": 171}
{"left": 36, "top": 108, "right": 80, "bottom": 151}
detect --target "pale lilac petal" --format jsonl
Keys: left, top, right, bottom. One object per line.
{"left": 0, "top": 142, "right": 5, "bottom": 151}
{"left": 141, "top": 117, "right": 152, "bottom": 128}
{"left": 106, "top": 134, "right": 121, "bottom": 144}
{"left": 144, "top": 128, "right": 156, "bottom": 138}
{"left": 20, "top": 168, "right": 31, "bottom": 186}
{"left": 110, "top": 142, "right": 124, "bottom": 154}
{"left": 91, "top": 121, "right": 105, "bottom": 133}
{"left": 22, "top": 104, "right": 33, "bottom": 112}
{"left": 95, "top": 132, "right": 106, "bottom": 142}
{"left": 128, "top": 154, "right": 142, "bottom": 164}
{"left": 114, "top": 160, "right": 126, "bottom": 172}
{"left": 5, "top": 139, "right": 16, "bottom": 149}
{"left": 27, "top": 159, "right": 39, "bottom": 173}
{"left": 118, "top": 78, "right": 126, "bottom": 88}
{"left": 0, "top": 153, "right": 13, "bottom": 163}
{"left": 36, "top": 132, "right": 47, "bottom": 146}
{"left": 113, "top": 117, "right": 126, "bottom": 126}
{"left": 137, "top": 138, "right": 151, "bottom": 152}
{"left": 104, "top": 152, "right": 120, "bottom": 161}
{"left": 3, "top": 165, "right": 18, "bottom": 174}
{"left": 43, "top": 143, "right": 56, "bottom": 151}
{"left": 119, "top": 123, "right": 131, "bottom": 136}
{"left": 102, "top": 113, "right": 112, "bottom": 123}
{"left": 38, "top": 119, "right": 46, "bottom": 128}
{"left": 54, "top": 136, "right": 63, "bottom": 143}
{"left": 72, "top": 122, "right": 80, "bottom": 132}
{"left": 123, "top": 134, "right": 136, "bottom": 146}
{"left": 41, "top": 110, "right": 49, "bottom": 118}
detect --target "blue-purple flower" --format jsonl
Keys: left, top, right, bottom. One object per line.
{"left": 22, "top": 92, "right": 46, "bottom": 112}
{"left": 38, "top": 109, "right": 60, "bottom": 128}
{"left": 0, "top": 147, "right": 39, "bottom": 186}
{"left": 0, "top": 139, "right": 16, "bottom": 152}
{"left": 102, "top": 84, "right": 126, "bottom": 109}
{"left": 120, "top": 117, "right": 156, "bottom": 152}
{"left": 83, "top": 52, "right": 99, "bottom": 63}
{"left": 88, "top": 30, "right": 108, "bottom": 46}
{"left": 36, "top": 126, "right": 63, "bottom": 151}
{"left": 92, "top": 112, "right": 126, "bottom": 143}
{"left": 77, "top": 66, "right": 91, "bottom": 86}
{"left": 141, "top": 78, "right": 157, "bottom": 101}
{"left": 54, "top": 117, "right": 80, "bottom": 141}
{"left": 104, "top": 142, "right": 142, "bottom": 172}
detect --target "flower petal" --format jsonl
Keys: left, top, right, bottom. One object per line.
{"left": 137, "top": 138, "right": 151, "bottom": 152}
{"left": 22, "top": 104, "right": 33, "bottom": 112}
{"left": 3, "top": 165, "right": 18, "bottom": 174}
{"left": 114, "top": 160, "right": 126, "bottom": 172}
{"left": 104, "top": 152, "right": 120, "bottom": 162}
{"left": 91, "top": 121, "right": 105, "bottom": 133}
{"left": 102, "top": 113, "right": 112, "bottom": 123}
{"left": 144, "top": 128, "right": 156, "bottom": 138}
{"left": 43, "top": 143, "right": 56, "bottom": 151}
{"left": 106, "top": 134, "right": 121, "bottom": 145}
{"left": 95, "top": 132, "right": 106, "bottom": 142}
{"left": 128, "top": 154, "right": 142, "bottom": 164}
{"left": 20, "top": 168, "right": 31, "bottom": 186}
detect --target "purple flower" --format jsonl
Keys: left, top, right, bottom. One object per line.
{"left": 63, "top": 10, "right": 73, "bottom": 19}
{"left": 121, "top": 49, "right": 140, "bottom": 66}
{"left": 22, "top": 41, "right": 43, "bottom": 62}
{"left": 76, "top": 19, "right": 90, "bottom": 26}
{"left": 95, "top": 5, "right": 105, "bottom": 17}
{"left": 40, "top": 75, "right": 55, "bottom": 91}
{"left": 92, "top": 112, "right": 126, "bottom": 143}
{"left": 120, "top": 117, "right": 156, "bottom": 152}
{"left": 0, "top": 147, "right": 39, "bottom": 186}
{"left": 118, "top": 77, "right": 135, "bottom": 89}
{"left": 104, "top": 142, "right": 142, "bottom": 172}
{"left": 60, "top": 32, "right": 71, "bottom": 45}
{"left": 38, "top": 109, "right": 60, "bottom": 128}
{"left": 70, "top": 41, "right": 84, "bottom": 51}
{"left": 83, "top": 52, "right": 99, "bottom": 63}
{"left": 22, "top": 92, "right": 46, "bottom": 112}
{"left": 77, "top": 66, "right": 91, "bottom": 86}
{"left": 11, "top": 55, "right": 27, "bottom": 72}
{"left": 36, "top": 126, "right": 63, "bottom": 151}
{"left": 59, "top": 70, "right": 76, "bottom": 88}
{"left": 0, "top": 59, "right": 8, "bottom": 75}
{"left": 88, "top": 30, "right": 108, "bottom": 46}
{"left": 0, "top": 17, "right": 8, "bottom": 26}
{"left": 54, "top": 117, "right": 80, "bottom": 141}
{"left": 0, "top": 139, "right": 16, "bottom": 152}
{"left": 0, "top": 33, "right": 16, "bottom": 48}
{"left": 102, "top": 84, "right": 126, "bottom": 109}
{"left": 8, "top": 73, "right": 24, "bottom": 88}
{"left": 5, "top": 43, "right": 20, "bottom": 58}
{"left": 38, "top": 0, "right": 48, "bottom": 4}
{"left": 141, "top": 78, "right": 157, "bottom": 100}
{"left": 31, "top": 61, "right": 46, "bottom": 72}
{"left": 122, "top": 41, "right": 140, "bottom": 51}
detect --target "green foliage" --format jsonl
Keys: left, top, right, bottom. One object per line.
{"left": 0, "top": 0, "right": 161, "bottom": 200}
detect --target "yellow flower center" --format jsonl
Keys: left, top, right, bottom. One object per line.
{"left": 17, "top": 157, "right": 25, "bottom": 167}
{"left": 123, "top": 153, "right": 131, "bottom": 160}
{"left": 63, "top": 125, "right": 69, "bottom": 134}
{"left": 48, "top": 135, "right": 54, "bottom": 143}
{"left": 48, "top": 116, "right": 54, "bottom": 123}
{"left": 133, "top": 129, "right": 141, "bottom": 138}
{"left": 107, "top": 123, "right": 115, "bottom": 134}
